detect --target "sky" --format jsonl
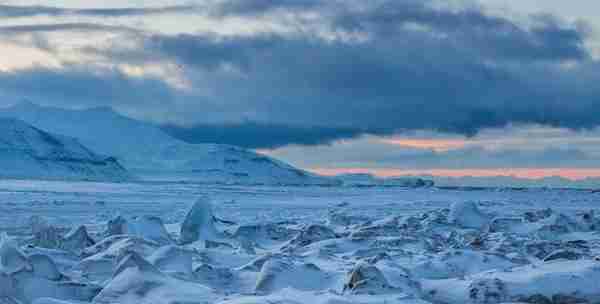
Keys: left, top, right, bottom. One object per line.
{"left": 1, "top": 0, "right": 600, "bottom": 180}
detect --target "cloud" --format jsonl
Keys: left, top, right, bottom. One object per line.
{"left": 161, "top": 122, "right": 365, "bottom": 149}
{"left": 209, "top": 0, "right": 325, "bottom": 16}
{"left": 0, "top": 23, "right": 137, "bottom": 34}
{"left": 0, "top": 4, "right": 195, "bottom": 18}
{"left": 266, "top": 135, "right": 599, "bottom": 170}
{"left": 0, "top": 65, "right": 175, "bottom": 114}
{"left": 136, "top": 27, "right": 597, "bottom": 135}
{"left": 0, "top": 0, "right": 599, "bottom": 149}
{"left": 332, "top": 3, "right": 589, "bottom": 62}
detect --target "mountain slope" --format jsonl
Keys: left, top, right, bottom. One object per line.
{"left": 0, "top": 102, "right": 334, "bottom": 185}
{"left": 0, "top": 118, "right": 130, "bottom": 181}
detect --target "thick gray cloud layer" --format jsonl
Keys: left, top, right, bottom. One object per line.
{"left": 161, "top": 122, "right": 365, "bottom": 149}
{"left": 0, "top": 0, "right": 599, "bottom": 149}
{"left": 0, "top": 66, "right": 175, "bottom": 111}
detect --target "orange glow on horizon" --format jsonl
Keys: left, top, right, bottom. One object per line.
{"left": 311, "top": 168, "right": 600, "bottom": 181}
{"left": 380, "top": 138, "right": 467, "bottom": 151}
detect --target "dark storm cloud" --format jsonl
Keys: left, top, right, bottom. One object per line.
{"left": 332, "top": 3, "right": 589, "bottom": 62}
{"left": 210, "top": 0, "right": 325, "bottom": 16}
{"left": 383, "top": 146, "right": 597, "bottom": 169}
{"left": 0, "top": 66, "right": 175, "bottom": 110}
{"left": 161, "top": 122, "right": 367, "bottom": 149}
{"left": 0, "top": 4, "right": 195, "bottom": 18}
{"left": 1, "top": 0, "right": 599, "bottom": 148}
{"left": 139, "top": 25, "right": 596, "bottom": 135}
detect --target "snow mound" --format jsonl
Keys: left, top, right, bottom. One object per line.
{"left": 349, "top": 216, "right": 404, "bottom": 239}
{"left": 0, "top": 233, "right": 100, "bottom": 304}
{"left": 82, "top": 236, "right": 160, "bottom": 261}
{"left": 448, "top": 201, "right": 490, "bottom": 229}
{"left": 233, "top": 222, "right": 298, "bottom": 244}
{"left": 124, "top": 216, "right": 173, "bottom": 245}
{"left": 113, "top": 251, "right": 159, "bottom": 277}
{"left": 101, "top": 215, "right": 172, "bottom": 245}
{"left": 487, "top": 217, "right": 524, "bottom": 233}
{"left": 147, "top": 245, "right": 193, "bottom": 275}
{"left": 255, "top": 259, "right": 331, "bottom": 294}
{"left": 179, "top": 197, "right": 219, "bottom": 244}
{"left": 423, "top": 259, "right": 600, "bottom": 304}
{"left": 0, "top": 118, "right": 130, "bottom": 182}
{"left": 408, "top": 250, "right": 516, "bottom": 280}
{"left": 94, "top": 254, "right": 216, "bottom": 304}
{"left": 193, "top": 263, "right": 234, "bottom": 288}
{"left": 0, "top": 233, "right": 32, "bottom": 274}
{"left": 282, "top": 224, "right": 337, "bottom": 251}
{"left": 542, "top": 249, "right": 583, "bottom": 262}
{"left": 27, "top": 254, "right": 62, "bottom": 280}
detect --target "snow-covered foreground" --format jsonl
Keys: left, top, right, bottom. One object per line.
{"left": 1, "top": 180, "right": 600, "bottom": 303}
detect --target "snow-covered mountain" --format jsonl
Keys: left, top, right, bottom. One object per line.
{"left": 0, "top": 118, "right": 130, "bottom": 181}
{"left": 0, "top": 102, "right": 335, "bottom": 185}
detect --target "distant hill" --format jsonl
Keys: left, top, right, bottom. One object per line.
{"left": 335, "top": 173, "right": 434, "bottom": 187}
{"left": 0, "top": 102, "right": 335, "bottom": 185}
{"left": 405, "top": 174, "right": 600, "bottom": 189}
{"left": 0, "top": 118, "right": 130, "bottom": 181}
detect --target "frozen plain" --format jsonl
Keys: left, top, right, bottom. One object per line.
{"left": 1, "top": 179, "right": 600, "bottom": 304}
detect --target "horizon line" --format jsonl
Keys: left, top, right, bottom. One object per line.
{"left": 310, "top": 168, "right": 600, "bottom": 181}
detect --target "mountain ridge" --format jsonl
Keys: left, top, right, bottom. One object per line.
{"left": 0, "top": 117, "right": 130, "bottom": 181}
{"left": 0, "top": 102, "right": 335, "bottom": 185}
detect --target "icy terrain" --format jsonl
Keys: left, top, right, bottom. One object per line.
{"left": 0, "top": 103, "right": 334, "bottom": 186}
{"left": 1, "top": 180, "right": 600, "bottom": 303}
{"left": 0, "top": 119, "right": 129, "bottom": 182}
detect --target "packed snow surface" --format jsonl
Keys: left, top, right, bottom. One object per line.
{"left": 1, "top": 180, "right": 600, "bottom": 303}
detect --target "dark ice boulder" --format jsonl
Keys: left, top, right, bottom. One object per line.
{"left": 104, "top": 215, "right": 127, "bottom": 237}
{"left": 343, "top": 263, "right": 393, "bottom": 294}
{"left": 467, "top": 278, "right": 507, "bottom": 304}
{"left": 29, "top": 217, "right": 63, "bottom": 249}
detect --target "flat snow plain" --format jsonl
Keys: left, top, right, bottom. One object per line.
{"left": 1, "top": 180, "right": 600, "bottom": 303}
